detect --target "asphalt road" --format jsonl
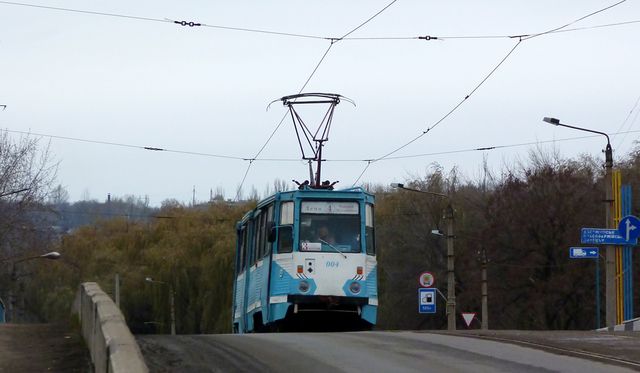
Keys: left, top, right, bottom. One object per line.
{"left": 137, "top": 331, "right": 637, "bottom": 373}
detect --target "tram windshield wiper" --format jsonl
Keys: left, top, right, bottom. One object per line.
{"left": 319, "top": 239, "right": 347, "bottom": 259}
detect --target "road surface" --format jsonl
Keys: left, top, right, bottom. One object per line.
{"left": 137, "top": 331, "right": 637, "bottom": 372}
{"left": 0, "top": 323, "right": 90, "bottom": 373}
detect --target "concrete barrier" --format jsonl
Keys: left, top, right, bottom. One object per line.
{"left": 74, "top": 282, "right": 148, "bottom": 373}
{"left": 596, "top": 317, "right": 640, "bottom": 332}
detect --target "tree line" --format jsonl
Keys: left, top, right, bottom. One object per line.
{"left": 2, "top": 128, "right": 639, "bottom": 331}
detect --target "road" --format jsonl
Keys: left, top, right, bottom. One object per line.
{"left": 0, "top": 323, "right": 90, "bottom": 373}
{"left": 137, "top": 331, "right": 637, "bottom": 373}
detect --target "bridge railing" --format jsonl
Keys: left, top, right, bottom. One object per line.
{"left": 74, "top": 282, "right": 148, "bottom": 373}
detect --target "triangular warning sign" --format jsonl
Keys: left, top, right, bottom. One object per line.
{"left": 461, "top": 312, "right": 476, "bottom": 328}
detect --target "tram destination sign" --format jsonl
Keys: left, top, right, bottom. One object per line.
{"left": 580, "top": 228, "right": 637, "bottom": 245}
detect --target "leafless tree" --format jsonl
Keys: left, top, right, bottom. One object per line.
{"left": 0, "top": 130, "right": 58, "bottom": 258}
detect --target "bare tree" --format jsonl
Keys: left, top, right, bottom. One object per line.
{"left": 0, "top": 131, "right": 58, "bottom": 254}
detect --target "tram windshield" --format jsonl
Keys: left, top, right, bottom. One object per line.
{"left": 299, "top": 201, "right": 361, "bottom": 253}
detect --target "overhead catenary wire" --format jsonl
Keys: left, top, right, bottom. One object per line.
{"left": 233, "top": 0, "right": 399, "bottom": 199}
{"left": 350, "top": 0, "right": 630, "bottom": 186}
{"left": 2, "top": 0, "right": 636, "bottom": 43}
{"left": 2, "top": 1, "right": 636, "bottom": 199}
{"left": 7, "top": 125, "right": 640, "bottom": 163}
{"left": 350, "top": 38, "right": 523, "bottom": 185}
{"left": 340, "top": 19, "right": 640, "bottom": 41}
{"left": 614, "top": 93, "right": 640, "bottom": 152}
{"left": 0, "top": 0, "right": 328, "bottom": 40}
{"left": 1, "top": 129, "right": 247, "bottom": 160}
{"left": 232, "top": 43, "right": 335, "bottom": 201}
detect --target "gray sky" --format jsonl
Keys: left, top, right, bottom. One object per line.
{"left": 1, "top": 0, "right": 639, "bottom": 205}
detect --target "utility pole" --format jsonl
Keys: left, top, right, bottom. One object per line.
{"left": 542, "top": 117, "right": 615, "bottom": 328}
{"left": 480, "top": 247, "right": 488, "bottom": 330}
{"left": 146, "top": 277, "right": 176, "bottom": 335}
{"left": 604, "top": 143, "right": 615, "bottom": 328}
{"left": 391, "top": 182, "right": 457, "bottom": 331}
{"left": 115, "top": 273, "right": 120, "bottom": 308}
{"left": 445, "top": 204, "right": 456, "bottom": 331}
{"left": 169, "top": 286, "right": 176, "bottom": 335}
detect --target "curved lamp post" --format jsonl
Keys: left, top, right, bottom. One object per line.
{"left": 542, "top": 116, "right": 614, "bottom": 328}
{"left": 391, "top": 183, "right": 456, "bottom": 331}
{"left": 3, "top": 251, "right": 61, "bottom": 322}
{"left": 145, "top": 277, "right": 176, "bottom": 335}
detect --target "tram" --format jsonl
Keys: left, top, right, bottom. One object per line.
{"left": 232, "top": 185, "right": 377, "bottom": 333}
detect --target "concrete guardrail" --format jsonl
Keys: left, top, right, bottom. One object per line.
{"left": 74, "top": 282, "right": 148, "bottom": 373}
{"left": 596, "top": 317, "right": 640, "bottom": 332}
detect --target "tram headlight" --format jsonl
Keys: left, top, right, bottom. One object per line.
{"left": 349, "top": 281, "right": 361, "bottom": 294}
{"left": 299, "top": 280, "right": 310, "bottom": 293}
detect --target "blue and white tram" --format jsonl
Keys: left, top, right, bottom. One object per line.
{"left": 232, "top": 186, "right": 378, "bottom": 333}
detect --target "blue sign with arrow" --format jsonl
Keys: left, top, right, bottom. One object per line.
{"left": 580, "top": 228, "right": 637, "bottom": 245}
{"left": 618, "top": 215, "right": 640, "bottom": 243}
{"left": 569, "top": 247, "right": 599, "bottom": 259}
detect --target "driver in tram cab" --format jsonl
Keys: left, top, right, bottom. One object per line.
{"left": 317, "top": 224, "right": 336, "bottom": 245}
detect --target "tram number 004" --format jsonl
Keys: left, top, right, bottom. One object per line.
{"left": 326, "top": 261, "right": 340, "bottom": 268}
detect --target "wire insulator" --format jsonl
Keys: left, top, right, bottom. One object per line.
{"left": 174, "top": 20, "right": 202, "bottom": 27}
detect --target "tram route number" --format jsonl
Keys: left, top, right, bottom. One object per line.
{"left": 326, "top": 261, "right": 340, "bottom": 268}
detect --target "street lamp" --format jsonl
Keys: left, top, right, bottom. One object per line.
{"left": 145, "top": 277, "right": 176, "bottom": 335}
{"left": 542, "top": 116, "right": 614, "bottom": 328}
{"left": 3, "top": 251, "right": 61, "bottom": 322}
{"left": 391, "top": 183, "right": 456, "bottom": 331}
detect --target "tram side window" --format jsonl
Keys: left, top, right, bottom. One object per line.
{"left": 257, "top": 211, "right": 267, "bottom": 260}
{"left": 239, "top": 226, "right": 248, "bottom": 272}
{"left": 252, "top": 213, "right": 262, "bottom": 265}
{"left": 249, "top": 218, "right": 259, "bottom": 267}
{"left": 365, "top": 204, "right": 375, "bottom": 255}
{"left": 278, "top": 202, "right": 294, "bottom": 253}
{"left": 264, "top": 205, "right": 274, "bottom": 257}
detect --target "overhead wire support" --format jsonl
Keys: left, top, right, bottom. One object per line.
{"left": 272, "top": 93, "right": 354, "bottom": 188}
{"left": 234, "top": 0, "right": 399, "bottom": 197}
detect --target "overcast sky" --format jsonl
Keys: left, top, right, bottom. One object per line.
{"left": 1, "top": 0, "right": 639, "bottom": 205}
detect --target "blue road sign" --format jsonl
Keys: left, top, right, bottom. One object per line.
{"left": 618, "top": 215, "right": 640, "bottom": 243}
{"left": 569, "top": 247, "right": 599, "bottom": 259}
{"left": 419, "top": 288, "right": 436, "bottom": 314}
{"left": 580, "top": 228, "right": 637, "bottom": 245}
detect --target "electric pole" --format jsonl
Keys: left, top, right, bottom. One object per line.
{"left": 445, "top": 203, "right": 456, "bottom": 331}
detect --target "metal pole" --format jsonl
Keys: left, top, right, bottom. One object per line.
{"left": 604, "top": 144, "right": 615, "bottom": 328}
{"left": 481, "top": 248, "right": 488, "bottom": 330}
{"left": 115, "top": 273, "right": 120, "bottom": 308}
{"left": 315, "top": 141, "right": 324, "bottom": 187}
{"left": 9, "top": 262, "right": 15, "bottom": 322}
{"left": 170, "top": 286, "right": 176, "bottom": 335}
{"left": 596, "top": 255, "right": 601, "bottom": 329}
{"left": 446, "top": 204, "right": 456, "bottom": 331}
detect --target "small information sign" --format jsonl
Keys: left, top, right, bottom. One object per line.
{"left": 418, "top": 288, "right": 436, "bottom": 314}
{"left": 569, "top": 247, "right": 599, "bottom": 259}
